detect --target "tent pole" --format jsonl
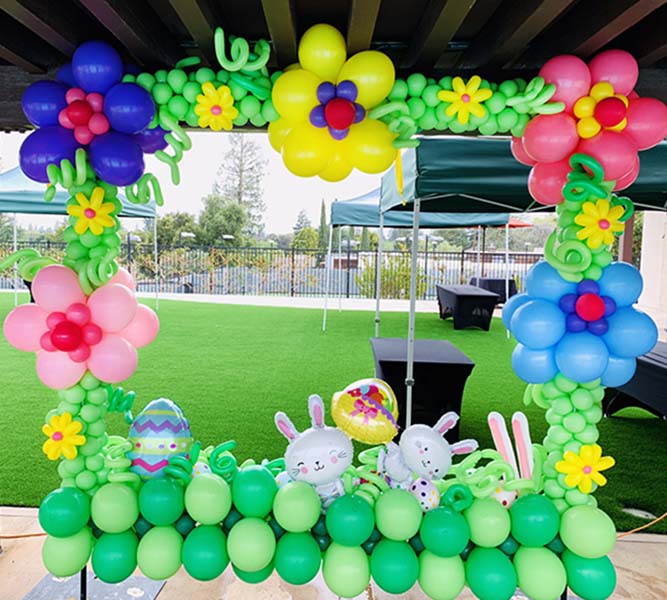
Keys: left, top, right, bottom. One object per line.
{"left": 337, "top": 227, "right": 343, "bottom": 312}
{"left": 153, "top": 216, "right": 159, "bottom": 311}
{"left": 505, "top": 222, "right": 510, "bottom": 338}
{"left": 322, "top": 222, "right": 334, "bottom": 332}
{"left": 405, "top": 196, "right": 421, "bottom": 428}
{"left": 13, "top": 214, "right": 18, "bottom": 307}
{"left": 374, "top": 212, "right": 384, "bottom": 338}
{"left": 476, "top": 226, "right": 482, "bottom": 280}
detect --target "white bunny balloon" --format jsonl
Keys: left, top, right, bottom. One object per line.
{"left": 378, "top": 411, "right": 478, "bottom": 489}
{"left": 275, "top": 394, "right": 353, "bottom": 507}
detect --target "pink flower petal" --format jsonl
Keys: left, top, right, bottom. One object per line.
{"left": 66, "top": 88, "right": 86, "bottom": 103}
{"left": 82, "top": 323, "right": 102, "bottom": 345}
{"left": 36, "top": 350, "right": 87, "bottom": 389}
{"left": 88, "top": 334, "right": 138, "bottom": 383}
{"left": 46, "top": 311, "right": 66, "bottom": 329}
{"left": 66, "top": 303, "right": 91, "bottom": 326}
{"left": 88, "top": 283, "right": 137, "bottom": 332}
{"left": 32, "top": 265, "right": 85, "bottom": 313}
{"left": 58, "top": 109, "right": 74, "bottom": 129}
{"left": 74, "top": 126, "right": 94, "bottom": 145}
{"left": 3, "top": 304, "right": 48, "bottom": 351}
{"left": 88, "top": 113, "right": 109, "bottom": 135}
{"left": 86, "top": 93, "right": 104, "bottom": 112}
{"left": 40, "top": 331, "right": 56, "bottom": 352}
{"left": 69, "top": 344, "right": 91, "bottom": 363}
{"left": 108, "top": 267, "right": 136, "bottom": 291}
{"left": 120, "top": 304, "right": 159, "bottom": 348}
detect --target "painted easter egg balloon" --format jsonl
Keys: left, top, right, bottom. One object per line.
{"left": 410, "top": 478, "right": 441, "bottom": 511}
{"left": 128, "top": 398, "right": 193, "bottom": 479}
{"left": 331, "top": 378, "right": 399, "bottom": 444}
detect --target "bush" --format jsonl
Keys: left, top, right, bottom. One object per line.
{"left": 355, "top": 252, "right": 426, "bottom": 299}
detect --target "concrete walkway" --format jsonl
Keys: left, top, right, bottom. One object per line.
{"left": 2, "top": 506, "right": 665, "bottom": 600}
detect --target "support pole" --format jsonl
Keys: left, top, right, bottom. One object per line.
{"left": 337, "top": 226, "right": 343, "bottom": 311}
{"left": 13, "top": 214, "right": 18, "bottom": 307}
{"left": 153, "top": 216, "right": 159, "bottom": 311}
{"left": 405, "top": 196, "right": 421, "bottom": 428}
{"left": 374, "top": 212, "right": 384, "bottom": 338}
{"left": 476, "top": 225, "right": 482, "bottom": 280}
{"left": 505, "top": 222, "right": 510, "bottom": 338}
{"left": 80, "top": 566, "right": 87, "bottom": 600}
{"left": 322, "top": 223, "right": 334, "bottom": 332}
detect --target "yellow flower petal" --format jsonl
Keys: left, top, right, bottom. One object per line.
{"left": 472, "top": 88, "right": 492, "bottom": 103}
{"left": 438, "top": 91, "right": 460, "bottom": 103}
{"left": 578, "top": 476, "right": 593, "bottom": 494}
{"left": 591, "top": 82, "right": 614, "bottom": 101}
{"left": 42, "top": 424, "right": 54, "bottom": 437}
{"left": 596, "top": 456, "right": 615, "bottom": 471}
{"left": 457, "top": 105, "right": 470, "bottom": 124}
{"left": 581, "top": 202, "right": 599, "bottom": 217}
{"left": 64, "top": 421, "right": 82, "bottom": 435}
{"left": 70, "top": 434, "right": 86, "bottom": 446}
{"left": 67, "top": 205, "right": 84, "bottom": 218}
{"left": 469, "top": 102, "right": 486, "bottom": 118}
{"left": 596, "top": 200, "right": 610, "bottom": 218}
{"left": 62, "top": 444, "right": 78, "bottom": 460}
{"left": 591, "top": 472, "right": 608, "bottom": 487}
{"left": 588, "top": 231, "right": 604, "bottom": 249}
{"left": 574, "top": 96, "right": 596, "bottom": 118}
{"left": 445, "top": 102, "right": 460, "bottom": 117}
{"left": 90, "top": 187, "right": 105, "bottom": 209}
{"left": 75, "top": 192, "right": 91, "bottom": 209}
{"left": 89, "top": 221, "right": 103, "bottom": 236}
{"left": 564, "top": 472, "right": 583, "bottom": 488}
{"left": 608, "top": 205, "right": 625, "bottom": 221}
{"left": 466, "top": 75, "right": 482, "bottom": 95}
{"left": 201, "top": 82, "right": 217, "bottom": 99}
{"left": 452, "top": 77, "right": 466, "bottom": 95}
{"left": 74, "top": 219, "right": 90, "bottom": 235}
{"left": 610, "top": 222, "right": 625, "bottom": 233}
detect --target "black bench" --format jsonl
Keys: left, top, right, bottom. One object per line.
{"left": 469, "top": 277, "right": 517, "bottom": 304}
{"left": 436, "top": 284, "right": 499, "bottom": 331}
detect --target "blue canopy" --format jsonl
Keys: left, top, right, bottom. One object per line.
{"left": 331, "top": 188, "right": 509, "bottom": 228}
{"left": 0, "top": 167, "right": 156, "bottom": 218}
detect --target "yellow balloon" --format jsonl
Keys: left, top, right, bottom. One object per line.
{"left": 347, "top": 119, "right": 397, "bottom": 174}
{"left": 298, "top": 24, "right": 347, "bottom": 82}
{"left": 272, "top": 69, "right": 320, "bottom": 122}
{"left": 267, "top": 118, "right": 293, "bottom": 152}
{"left": 320, "top": 150, "right": 353, "bottom": 182}
{"left": 282, "top": 123, "right": 334, "bottom": 178}
{"left": 284, "top": 63, "right": 301, "bottom": 72}
{"left": 338, "top": 51, "right": 395, "bottom": 109}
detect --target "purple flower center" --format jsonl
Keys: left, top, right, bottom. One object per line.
{"left": 559, "top": 279, "right": 616, "bottom": 336}
{"left": 310, "top": 80, "right": 366, "bottom": 140}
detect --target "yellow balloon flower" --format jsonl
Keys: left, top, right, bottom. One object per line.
{"left": 574, "top": 199, "right": 626, "bottom": 249}
{"left": 555, "top": 443, "right": 615, "bottom": 494}
{"left": 195, "top": 82, "right": 238, "bottom": 131}
{"left": 67, "top": 186, "right": 115, "bottom": 236}
{"left": 573, "top": 82, "right": 629, "bottom": 139}
{"left": 42, "top": 412, "right": 86, "bottom": 461}
{"left": 437, "top": 76, "right": 492, "bottom": 124}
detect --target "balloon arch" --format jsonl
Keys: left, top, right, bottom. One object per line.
{"left": 6, "top": 22, "right": 666, "bottom": 600}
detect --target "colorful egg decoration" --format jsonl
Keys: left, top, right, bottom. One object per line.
{"left": 409, "top": 477, "right": 441, "bottom": 511}
{"left": 128, "top": 398, "right": 193, "bottom": 479}
{"left": 192, "top": 462, "right": 212, "bottom": 478}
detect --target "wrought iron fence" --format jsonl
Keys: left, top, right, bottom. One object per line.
{"left": 0, "top": 241, "right": 543, "bottom": 299}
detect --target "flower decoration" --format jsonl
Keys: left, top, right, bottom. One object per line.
{"left": 269, "top": 24, "right": 397, "bottom": 182}
{"left": 3, "top": 265, "right": 159, "bottom": 389}
{"left": 19, "top": 40, "right": 156, "bottom": 186}
{"left": 437, "top": 76, "right": 492, "bottom": 125}
{"left": 67, "top": 186, "right": 116, "bottom": 235}
{"left": 503, "top": 261, "right": 658, "bottom": 387}
{"left": 195, "top": 82, "right": 238, "bottom": 131}
{"left": 555, "top": 443, "right": 615, "bottom": 494}
{"left": 42, "top": 412, "right": 86, "bottom": 460}
{"left": 574, "top": 199, "right": 625, "bottom": 249}
{"left": 573, "top": 82, "right": 628, "bottom": 139}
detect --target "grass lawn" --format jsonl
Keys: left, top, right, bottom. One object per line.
{"left": 0, "top": 294, "right": 664, "bottom": 533}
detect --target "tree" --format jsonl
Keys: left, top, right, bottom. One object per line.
{"left": 198, "top": 195, "right": 247, "bottom": 246}
{"left": 318, "top": 200, "right": 329, "bottom": 251}
{"left": 214, "top": 134, "right": 266, "bottom": 238}
{"left": 151, "top": 212, "right": 198, "bottom": 246}
{"left": 360, "top": 227, "right": 370, "bottom": 251}
{"left": 293, "top": 209, "right": 311, "bottom": 234}
{"left": 0, "top": 214, "right": 14, "bottom": 242}
{"left": 267, "top": 232, "right": 293, "bottom": 249}
{"left": 292, "top": 226, "right": 319, "bottom": 249}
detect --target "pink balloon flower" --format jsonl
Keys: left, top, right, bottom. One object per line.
{"left": 3, "top": 265, "right": 159, "bottom": 389}
{"left": 58, "top": 87, "right": 109, "bottom": 145}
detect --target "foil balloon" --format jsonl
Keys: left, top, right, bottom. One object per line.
{"left": 409, "top": 478, "right": 441, "bottom": 511}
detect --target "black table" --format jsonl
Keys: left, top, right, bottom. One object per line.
{"left": 604, "top": 341, "right": 667, "bottom": 419}
{"left": 436, "top": 284, "right": 499, "bottom": 331}
{"left": 370, "top": 338, "right": 475, "bottom": 438}
{"left": 469, "top": 277, "right": 517, "bottom": 304}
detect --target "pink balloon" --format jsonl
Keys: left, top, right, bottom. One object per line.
{"left": 32, "top": 265, "right": 85, "bottom": 313}
{"left": 588, "top": 49, "right": 638, "bottom": 96}
{"left": 527, "top": 160, "right": 571, "bottom": 206}
{"left": 511, "top": 136, "right": 536, "bottom": 166}
{"left": 522, "top": 114, "right": 579, "bottom": 163}
{"left": 109, "top": 267, "right": 136, "bottom": 291}
{"left": 120, "top": 304, "right": 160, "bottom": 348}
{"left": 614, "top": 155, "right": 640, "bottom": 191}
{"left": 3, "top": 304, "right": 48, "bottom": 352}
{"left": 88, "top": 334, "right": 138, "bottom": 383}
{"left": 88, "top": 283, "right": 137, "bottom": 332}
{"left": 624, "top": 97, "right": 667, "bottom": 150}
{"left": 36, "top": 350, "right": 87, "bottom": 390}
{"left": 539, "top": 55, "right": 591, "bottom": 113}
{"left": 577, "top": 130, "right": 638, "bottom": 181}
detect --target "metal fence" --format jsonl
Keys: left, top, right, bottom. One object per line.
{"left": 0, "top": 241, "right": 543, "bottom": 299}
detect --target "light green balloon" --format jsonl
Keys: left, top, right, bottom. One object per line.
{"left": 464, "top": 497, "right": 511, "bottom": 548}
{"left": 418, "top": 550, "right": 465, "bottom": 600}
{"left": 91, "top": 483, "right": 138, "bottom": 533}
{"left": 375, "top": 489, "right": 422, "bottom": 541}
{"left": 514, "top": 546, "right": 567, "bottom": 600}
{"left": 43, "top": 527, "right": 93, "bottom": 577}
{"left": 185, "top": 473, "right": 232, "bottom": 525}
{"left": 227, "top": 517, "right": 276, "bottom": 572}
{"left": 322, "top": 543, "right": 370, "bottom": 598}
{"left": 272, "top": 481, "right": 321, "bottom": 532}
{"left": 137, "top": 526, "right": 183, "bottom": 580}
{"left": 560, "top": 506, "right": 616, "bottom": 558}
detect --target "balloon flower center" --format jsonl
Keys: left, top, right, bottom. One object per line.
{"left": 66, "top": 99, "right": 94, "bottom": 127}
{"left": 575, "top": 293, "right": 606, "bottom": 322}
{"left": 461, "top": 94, "right": 471, "bottom": 103}
{"left": 583, "top": 466, "right": 592, "bottom": 475}
{"left": 325, "top": 98, "right": 356, "bottom": 131}
{"left": 84, "top": 208, "right": 96, "bottom": 219}
{"left": 598, "top": 219, "right": 610, "bottom": 230}
{"left": 52, "top": 431, "right": 64, "bottom": 441}
{"left": 594, "top": 96, "right": 626, "bottom": 128}
{"left": 210, "top": 105, "right": 222, "bottom": 116}
{"left": 51, "top": 320, "right": 83, "bottom": 352}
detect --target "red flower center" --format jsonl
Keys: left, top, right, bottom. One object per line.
{"left": 324, "top": 98, "right": 355, "bottom": 131}
{"left": 583, "top": 465, "right": 592, "bottom": 474}
{"left": 210, "top": 105, "right": 222, "bottom": 116}
{"left": 52, "top": 431, "right": 64, "bottom": 441}
{"left": 594, "top": 97, "right": 626, "bottom": 128}
{"left": 67, "top": 100, "right": 94, "bottom": 126}
{"left": 598, "top": 219, "right": 610, "bottom": 230}
{"left": 461, "top": 94, "right": 471, "bottom": 102}
{"left": 51, "top": 320, "right": 82, "bottom": 352}
{"left": 575, "top": 293, "right": 606, "bottom": 322}
{"left": 84, "top": 208, "right": 96, "bottom": 219}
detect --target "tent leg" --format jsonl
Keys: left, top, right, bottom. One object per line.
{"left": 476, "top": 225, "right": 482, "bottom": 280}
{"left": 153, "top": 216, "right": 159, "bottom": 311}
{"left": 374, "top": 213, "right": 384, "bottom": 338}
{"left": 405, "top": 196, "right": 421, "bottom": 428}
{"left": 13, "top": 214, "right": 18, "bottom": 307}
{"left": 337, "top": 227, "right": 343, "bottom": 312}
{"left": 505, "top": 223, "right": 510, "bottom": 339}
{"left": 322, "top": 223, "right": 334, "bottom": 332}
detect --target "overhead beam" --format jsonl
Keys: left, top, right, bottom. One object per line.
{"left": 346, "top": 0, "right": 381, "bottom": 54}
{"left": 0, "top": 43, "right": 44, "bottom": 73}
{"left": 260, "top": 0, "right": 298, "bottom": 67}
{"left": 403, "top": 0, "right": 478, "bottom": 69}
{"left": 459, "top": 0, "right": 576, "bottom": 69}
{"left": 168, "top": 0, "right": 218, "bottom": 65}
{"left": 78, "top": 0, "right": 183, "bottom": 66}
{"left": 612, "top": 4, "right": 667, "bottom": 66}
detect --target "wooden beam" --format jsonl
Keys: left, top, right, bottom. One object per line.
{"left": 168, "top": 0, "right": 218, "bottom": 65}
{"left": 459, "top": 0, "right": 576, "bottom": 69}
{"left": 78, "top": 0, "right": 183, "bottom": 66}
{"left": 346, "top": 0, "right": 381, "bottom": 54}
{"left": 619, "top": 213, "right": 635, "bottom": 263}
{"left": 613, "top": 4, "right": 667, "bottom": 66}
{"left": 0, "top": 44, "right": 44, "bottom": 73}
{"left": 260, "top": 0, "right": 298, "bottom": 67}
{"left": 402, "top": 0, "right": 478, "bottom": 69}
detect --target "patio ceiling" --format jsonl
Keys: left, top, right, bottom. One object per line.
{"left": 1, "top": 0, "right": 667, "bottom": 131}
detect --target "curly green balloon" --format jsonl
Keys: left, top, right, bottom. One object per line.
{"left": 214, "top": 27, "right": 270, "bottom": 72}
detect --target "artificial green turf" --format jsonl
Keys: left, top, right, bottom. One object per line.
{"left": 0, "top": 294, "right": 664, "bottom": 533}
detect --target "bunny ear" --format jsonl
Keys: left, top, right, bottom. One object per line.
{"left": 451, "top": 439, "right": 479, "bottom": 455}
{"left": 275, "top": 411, "right": 299, "bottom": 442}
{"left": 511, "top": 411, "right": 533, "bottom": 480}
{"left": 433, "top": 411, "right": 458, "bottom": 436}
{"left": 308, "top": 394, "right": 325, "bottom": 428}
{"left": 488, "top": 411, "right": 519, "bottom": 477}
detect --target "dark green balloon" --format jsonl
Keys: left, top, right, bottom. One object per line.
{"left": 465, "top": 547, "right": 517, "bottom": 600}
{"left": 498, "top": 535, "right": 519, "bottom": 556}
{"left": 139, "top": 478, "right": 184, "bottom": 526}
{"left": 275, "top": 532, "right": 321, "bottom": 585}
{"left": 232, "top": 466, "right": 277, "bottom": 518}
{"left": 460, "top": 540, "right": 475, "bottom": 561}
{"left": 370, "top": 540, "right": 419, "bottom": 594}
{"left": 409, "top": 534, "right": 425, "bottom": 554}
{"left": 91, "top": 530, "right": 138, "bottom": 584}
{"left": 223, "top": 508, "right": 243, "bottom": 533}
{"left": 182, "top": 525, "right": 229, "bottom": 581}
{"left": 420, "top": 507, "right": 470, "bottom": 557}
{"left": 134, "top": 515, "right": 153, "bottom": 538}
{"left": 268, "top": 518, "right": 285, "bottom": 539}
{"left": 175, "top": 512, "right": 195, "bottom": 537}
{"left": 314, "top": 533, "right": 331, "bottom": 551}
{"left": 39, "top": 488, "right": 90, "bottom": 538}
{"left": 547, "top": 535, "right": 566, "bottom": 555}
{"left": 312, "top": 515, "right": 328, "bottom": 537}
{"left": 326, "top": 494, "right": 375, "bottom": 547}
{"left": 562, "top": 550, "right": 616, "bottom": 600}
{"left": 233, "top": 561, "right": 274, "bottom": 583}
{"left": 510, "top": 494, "right": 560, "bottom": 547}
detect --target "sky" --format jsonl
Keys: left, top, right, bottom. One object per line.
{"left": 0, "top": 130, "right": 380, "bottom": 234}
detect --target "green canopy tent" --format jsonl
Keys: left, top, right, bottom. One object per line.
{"left": 0, "top": 167, "right": 158, "bottom": 306}
{"left": 379, "top": 136, "right": 667, "bottom": 427}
